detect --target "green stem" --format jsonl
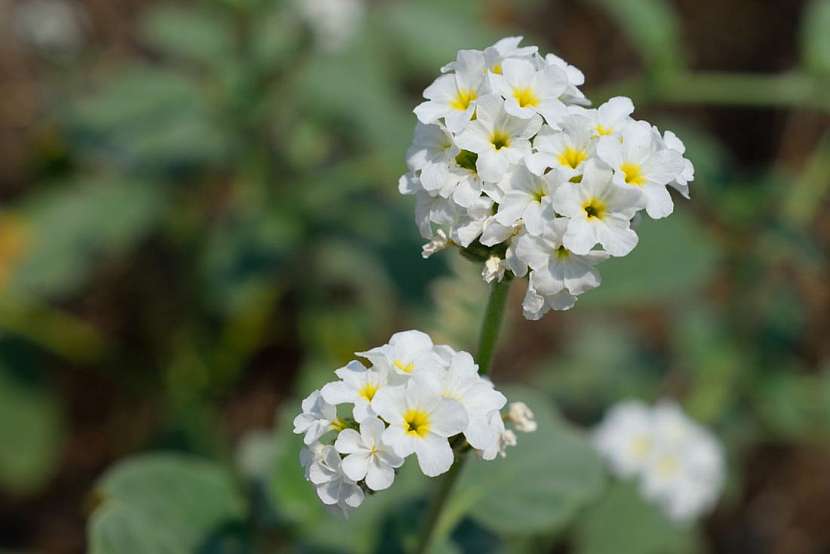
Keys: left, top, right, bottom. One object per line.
{"left": 413, "top": 278, "right": 512, "bottom": 554}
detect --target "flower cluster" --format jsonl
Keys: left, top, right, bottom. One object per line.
{"left": 593, "top": 400, "right": 725, "bottom": 522}
{"left": 400, "top": 37, "right": 694, "bottom": 319}
{"left": 294, "top": 330, "right": 530, "bottom": 517}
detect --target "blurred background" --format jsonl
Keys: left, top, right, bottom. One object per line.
{"left": 0, "top": 0, "right": 828, "bottom": 552}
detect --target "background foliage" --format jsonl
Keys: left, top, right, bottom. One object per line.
{"left": 0, "top": 0, "right": 828, "bottom": 552}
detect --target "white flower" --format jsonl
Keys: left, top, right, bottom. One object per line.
{"left": 593, "top": 400, "right": 655, "bottom": 478}
{"left": 543, "top": 53, "right": 588, "bottom": 106}
{"left": 334, "top": 417, "right": 404, "bottom": 491}
{"left": 421, "top": 229, "right": 450, "bottom": 259}
{"left": 640, "top": 402, "right": 725, "bottom": 522}
{"left": 490, "top": 58, "right": 568, "bottom": 123}
{"left": 513, "top": 217, "right": 608, "bottom": 298}
{"left": 372, "top": 380, "right": 468, "bottom": 476}
{"left": 300, "top": 443, "right": 364, "bottom": 517}
{"left": 526, "top": 116, "right": 595, "bottom": 179}
{"left": 414, "top": 350, "right": 507, "bottom": 458}
{"left": 13, "top": 0, "right": 85, "bottom": 56}
{"left": 296, "top": 0, "right": 365, "bottom": 53}
{"left": 442, "top": 36, "right": 538, "bottom": 75}
{"left": 597, "top": 120, "right": 685, "bottom": 219}
{"left": 455, "top": 94, "right": 542, "bottom": 182}
{"left": 507, "top": 401, "right": 537, "bottom": 433}
{"left": 478, "top": 411, "right": 515, "bottom": 460}
{"left": 493, "top": 165, "right": 562, "bottom": 235}
{"left": 321, "top": 360, "right": 387, "bottom": 422}
{"left": 406, "top": 123, "right": 459, "bottom": 195}
{"left": 658, "top": 129, "right": 695, "bottom": 198}
{"left": 293, "top": 390, "right": 341, "bottom": 445}
{"left": 521, "top": 274, "right": 578, "bottom": 319}
{"left": 552, "top": 160, "right": 643, "bottom": 256}
{"left": 358, "top": 330, "right": 443, "bottom": 380}
{"left": 414, "top": 50, "right": 487, "bottom": 133}
{"left": 572, "top": 96, "right": 634, "bottom": 138}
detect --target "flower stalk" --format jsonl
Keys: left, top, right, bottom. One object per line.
{"left": 413, "top": 277, "right": 512, "bottom": 554}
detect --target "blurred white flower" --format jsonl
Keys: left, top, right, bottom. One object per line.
{"left": 296, "top": 0, "right": 365, "bottom": 53}
{"left": 13, "top": 0, "right": 86, "bottom": 57}
{"left": 507, "top": 401, "right": 537, "bottom": 433}
{"left": 593, "top": 400, "right": 726, "bottom": 522}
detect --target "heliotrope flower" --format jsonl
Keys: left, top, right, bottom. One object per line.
{"left": 294, "top": 331, "right": 526, "bottom": 516}
{"left": 399, "top": 38, "right": 695, "bottom": 318}
{"left": 593, "top": 400, "right": 726, "bottom": 522}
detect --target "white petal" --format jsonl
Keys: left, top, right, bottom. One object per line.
{"left": 341, "top": 452, "right": 370, "bottom": 482}
{"left": 365, "top": 459, "right": 396, "bottom": 491}
{"left": 334, "top": 429, "right": 364, "bottom": 455}
{"left": 414, "top": 433, "right": 455, "bottom": 477}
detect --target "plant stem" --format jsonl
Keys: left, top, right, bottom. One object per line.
{"left": 413, "top": 278, "right": 512, "bottom": 554}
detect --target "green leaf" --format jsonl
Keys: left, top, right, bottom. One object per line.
{"left": 139, "top": 4, "right": 234, "bottom": 66}
{"left": 574, "top": 481, "right": 701, "bottom": 554}
{"left": 8, "top": 177, "right": 165, "bottom": 298}
{"left": 590, "top": 0, "right": 686, "bottom": 75}
{"left": 448, "top": 386, "right": 605, "bottom": 536}
{"left": 0, "top": 366, "right": 63, "bottom": 495}
{"left": 801, "top": 0, "right": 830, "bottom": 76}
{"left": 66, "top": 66, "right": 229, "bottom": 172}
{"left": 579, "top": 212, "right": 720, "bottom": 308}
{"left": 88, "top": 454, "right": 247, "bottom": 554}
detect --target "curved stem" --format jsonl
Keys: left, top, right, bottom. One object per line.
{"left": 413, "top": 278, "right": 512, "bottom": 554}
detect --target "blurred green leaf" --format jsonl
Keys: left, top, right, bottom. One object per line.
{"left": 8, "top": 178, "right": 165, "bottom": 298}
{"left": 589, "top": 0, "right": 686, "bottom": 75}
{"left": 801, "top": 0, "right": 830, "bottom": 76}
{"left": 574, "top": 481, "right": 701, "bottom": 554}
{"left": 88, "top": 454, "right": 247, "bottom": 554}
{"left": 139, "top": 5, "right": 234, "bottom": 67}
{"left": 755, "top": 370, "right": 830, "bottom": 441}
{"left": 67, "top": 66, "right": 229, "bottom": 172}
{"left": 0, "top": 366, "right": 63, "bottom": 495}
{"left": 448, "top": 386, "right": 605, "bottom": 536}
{"left": 580, "top": 212, "right": 720, "bottom": 308}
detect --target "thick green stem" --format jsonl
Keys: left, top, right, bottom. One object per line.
{"left": 413, "top": 278, "right": 512, "bottom": 554}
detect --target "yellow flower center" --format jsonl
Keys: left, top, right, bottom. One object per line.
{"left": 359, "top": 383, "right": 379, "bottom": 401}
{"left": 394, "top": 359, "right": 415, "bottom": 374}
{"left": 656, "top": 455, "right": 680, "bottom": 477}
{"left": 490, "top": 130, "right": 511, "bottom": 150}
{"left": 594, "top": 124, "right": 613, "bottom": 136}
{"left": 554, "top": 245, "right": 570, "bottom": 260}
{"left": 491, "top": 64, "right": 503, "bottom": 75}
{"left": 403, "top": 409, "right": 431, "bottom": 438}
{"left": 513, "top": 87, "right": 540, "bottom": 108}
{"left": 450, "top": 89, "right": 477, "bottom": 111}
{"left": 557, "top": 147, "right": 588, "bottom": 170}
{"left": 620, "top": 162, "right": 646, "bottom": 186}
{"left": 330, "top": 418, "right": 348, "bottom": 431}
{"left": 582, "top": 197, "right": 607, "bottom": 220}
{"left": 531, "top": 188, "right": 547, "bottom": 203}
{"left": 630, "top": 436, "right": 651, "bottom": 459}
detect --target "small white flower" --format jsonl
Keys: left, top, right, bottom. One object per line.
{"left": 442, "top": 36, "right": 538, "bottom": 75}
{"left": 301, "top": 443, "right": 365, "bottom": 517}
{"left": 513, "top": 217, "right": 608, "bottom": 299}
{"left": 597, "top": 120, "right": 685, "bottom": 219}
{"left": 572, "top": 96, "right": 634, "bottom": 138}
{"left": 658, "top": 129, "right": 695, "bottom": 199}
{"left": 321, "top": 360, "right": 387, "bottom": 422}
{"left": 543, "top": 53, "right": 588, "bottom": 106}
{"left": 414, "top": 350, "right": 507, "bottom": 457}
{"left": 593, "top": 400, "right": 655, "bottom": 478}
{"left": 334, "top": 417, "right": 404, "bottom": 491}
{"left": 497, "top": 428, "right": 518, "bottom": 458}
{"left": 293, "top": 390, "right": 340, "bottom": 445}
{"left": 455, "top": 94, "right": 542, "bottom": 182}
{"left": 358, "top": 330, "right": 443, "bottom": 380}
{"left": 414, "top": 50, "right": 487, "bottom": 133}
{"left": 552, "top": 160, "right": 643, "bottom": 256}
{"left": 372, "top": 380, "right": 468, "bottom": 476}
{"left": 421, "top": 229, "right": 450, "bottom": 259}
{"left": 406, "top": 123, "right": 459, "bottom": 195}
{"left": 491, "top": 58, "right": 569, "bottom": 123}
{"left": 493, "top": 165, "right": 562, "bottom": 235}
{"left": 521, "top": 273, "right": 579, "bottom": 319}
{"left": 526, "top": 116, "right": 595, "bottom": 179}
{"left": 482, "top": 255, "right": 506, "bottom": 283}
{"left": 507, "top": 401, "right": 537, "bottom": 433}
